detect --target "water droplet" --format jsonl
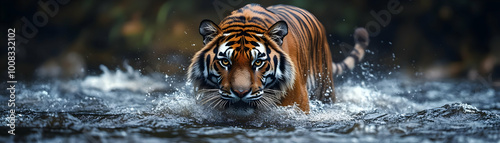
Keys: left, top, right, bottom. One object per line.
{"left": 191, "top": 44, "right": 196, "bottom": 46}
{"left": 389, "top": 42, "right": 392, "bottom": 45}
{"left": 184, "top": 31, "right": 187, "bottom": 34}
{"left": 342, "top": 19, "right": 345, "bottom": 21}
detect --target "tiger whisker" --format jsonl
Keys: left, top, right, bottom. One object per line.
{"left": 206, "top": 98, "right": 219, "bottom": 108}
{"left": 200, "top": 94, "right": 218, "bottom": 105}
{"left": 196, "top": 89, "right": 224, "bottom": 109}
{"left": 262, "top": 97, "right": 277, "bottom": 109}
{"left": 213, "top": 98, "right": 227, "bottom": 109}
{"left": 196, "top": 88, "right": 284, "bottom": 110}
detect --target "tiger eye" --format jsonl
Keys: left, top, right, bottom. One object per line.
{"left": 254, "top": 60, "right": 262, "bottom": 66}
{"left": 221, "top": 59, "right": 230, "bottom": 66}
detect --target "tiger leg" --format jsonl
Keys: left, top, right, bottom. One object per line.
{"left": 317, "top": 67, "right": 336, "bottom": 103}
{"left": 281, "top": 75, "right": 310, "bottom": 113}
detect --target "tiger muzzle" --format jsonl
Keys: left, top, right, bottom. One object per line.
{"left": 229, "top": 68, "right": 252, "bottom": 98}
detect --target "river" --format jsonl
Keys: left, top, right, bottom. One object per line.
{"left": 1, "top": 64, "right": 499, "bottom": 142}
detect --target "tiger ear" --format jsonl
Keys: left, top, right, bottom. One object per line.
{"left": 199, "top": 19, "right": 221, "bottom": 45}
{"left": 267, "top": 21, "right": 288, "bottom": 46}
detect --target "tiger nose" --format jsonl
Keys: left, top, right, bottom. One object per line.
{"left": 232, "top": 88, "right": 250, "bottom": 98}
{"left": 231, "top": 69, "right": 251, "bottom": 98}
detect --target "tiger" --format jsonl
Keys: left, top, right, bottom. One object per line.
{"left": 187, "top": 4, "right": 369, "bottom": 116}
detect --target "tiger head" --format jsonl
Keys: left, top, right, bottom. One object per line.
{"left": 187, "top": 19, "right": 296, "bottom": 115}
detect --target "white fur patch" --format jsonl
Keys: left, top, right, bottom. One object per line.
{"left": 255, "top": 42, "right": 266, "bottom": 54}
{"left": 275, "top": 61, "right": 283, "bottom": 78}
{"left": 217, "top": 41, "right": 233, "bottom": 60}
{"left": 251, "top": 42, "right": 267, "bottom": 71}
{"left": 203, "top": 60, "right": 208, "bottom": 78}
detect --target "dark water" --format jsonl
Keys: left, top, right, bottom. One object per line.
{"left": 1, "top": 65, "right": 499, "bottom": 142}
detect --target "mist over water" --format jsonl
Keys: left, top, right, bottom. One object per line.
{"left": 1, "top": 63, "right": 499, "bottom": 142}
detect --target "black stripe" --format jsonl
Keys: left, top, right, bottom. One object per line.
{"left": 250, "top": 34, "right": 264, "bottom": 41}
{"left": 279, "top": 8, "right": 312, "bottom": 45}
{"left": 264, "top": 18, "right": 273, "bottom": 25}
{"left": 225, "top": 41, "right": 235, "bottom": 46}
{"left": 287, "top": 7, "right": 321, "bottom": 49}
{"left": 351, "top": 48, "right": 360, "bottom": 55}
{"left": 236, "top": 31, "right": 256, "bottom": 37}
{"left": 223, "top": 29, "right": 264, "bottom": 34}
{"left": 266, "top": 76, "right": 278, "bottom": 89}
{"left": 250, "top": 41, "right": 259, "bottom": 47}
{"left": 334, "top": 64, "right": 339, "bottom": 74}
{"left": 222, "top": 24, "right": 266, "bottom": 31}
{"left": 279, "top": 54, "right": 288, "bottom": 76}
{"left": 206, "top": 54, "right": 211, "bottom": 65}
{"left": 249, "top": 9, "right": 276, "bottom": 21}
{"left": 341, "top": 62, "right": 349, "bottom": 70}
{"left": 274, "top": 12, "right": 301, "bottom": 40}
{"left": 218, "top": 51, "right": 226, "bottom": 57}
{"left": 206, "top": 75, "right": 218, "bottom": 86}
{"left": 273, "top": 55, "right": 278, "bottom": 73}
{"left": 275, "top": 9, "right": 309, "bottom": 43}
{"left": 348, "top": 54, "right": 360, "bottom": 64}
{"left": 197, "top": 51, "right": 208, "bottom": 77}
{"left": 224, "top": 16, "right": 246, "bottom": 23}
{"left": 213, "top": 48, "right": 219, "bottom": 57}
{"left": 266, "top": 44, "right": 272, "bottom": 54}
{"left": 249, "top": 17, "right": 267, "bottom": 27}
{"left": 264, "top": 63, "right": 270, "bottom": 71}
{"left": 213, "top": 61, "right": 219, "bottom": 72}
{"left": 223, "top": 34, "right": 237, "bottom": 41}
{"left": 205, "top": 54, "right": 211, "bottom": 74}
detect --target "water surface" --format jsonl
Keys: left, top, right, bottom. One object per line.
{"left": 1, "top": 65, "right": 499, "bottom": 142}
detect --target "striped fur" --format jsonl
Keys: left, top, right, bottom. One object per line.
{"left": 188, "top": 4, "right": 369, "bottom": 114}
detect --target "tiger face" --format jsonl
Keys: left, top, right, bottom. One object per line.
{"left": 187, "top": 19, "right": 296, "bottom": 115}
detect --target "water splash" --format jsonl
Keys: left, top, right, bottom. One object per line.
{"left": 81, "top": 64, "right": 167, "bottom": 93}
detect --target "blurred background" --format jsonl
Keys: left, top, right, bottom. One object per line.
{"left": 1, "top": 0, "right": 499, "bottom": 86}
